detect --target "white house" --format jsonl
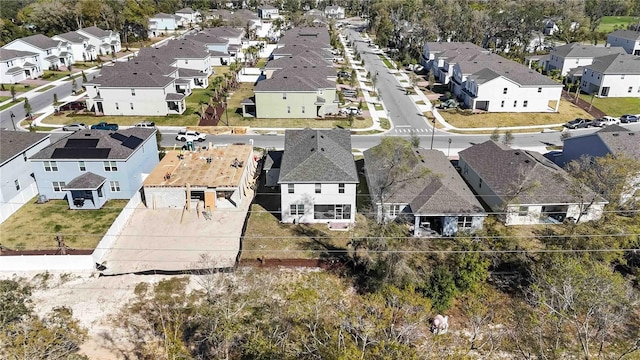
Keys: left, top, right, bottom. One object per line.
{"left": 459, "top": 140, "right": 607, "bottom": 226}
{"left": 85, "top": 61, "right": 186, "bottom": 116}
{"left": 2, "top": 34, "right": 70, "bottom": 70}
{"left": 607, "top": 29, "right": 640, "bottom": 56}
{"left": 148, "top": 13, "right": 184, "bottom": 37}
{"left": 324, "top": 5, "right": 345, "bottom": 19}
{"left": 52, "top": 31, "right": 91, "bottom": 63}
{"left": 546, "top": 43, "right": 627, "bottom": 76}
{"left": 580, "top": 53, "right": 640, "bottom": 98}
{"left": 0, "top": 48, "right": 43, "bottom": 83}
{"left": 278, "top": 128, "right": 359, "bottom": 225}
{"left": 76, "top": 26, "right": 121, "bottom": 55}
{"left": 176, "top": 7, "right": 201, "bottom": 25}
{"left": 257, "top": 5, "right": 279, "bottom": 19}
{"left": 0, "top": 131, "right": 51, "bottom": 223}
{"left": 420, "top": 42, "right": 487, "bottom": 78}
{"left": 136, "top": 40, "right": 212, "bottom": 88}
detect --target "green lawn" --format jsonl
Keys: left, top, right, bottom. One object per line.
{"left": 578, "top": 95, "right": 640, "bottom": 117}
{"left": 0, "top": 96, "right": 10, "bottom": 102}
{"left": 35, "top": 85, "right": 55, "bottom": 92}
{"left": 1, "top": 83, "right": 33, "bottom": 91}
{"left": 42, "top": 70, "right": 72, "bottom": 81}
{"left": 379, "top": 117, "right": 390, "bottom": 129}
{"left": 42, "top": 112, "right": 199, "bottom": 127}
{"left": 597, "top": 16, "right": 640, "bottom": 33}
{"left": 0, "top": 98, "right": 25, "bottom": 111}
{"left": 0, "top": 198, "right": 127, "bottom": 250}
{"left": 379, "top": 55, "right": 394, "bottom": 69}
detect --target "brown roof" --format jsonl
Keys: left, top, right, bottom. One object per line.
{"left": 0, "top": 130, "right": 49, "bottom": 165}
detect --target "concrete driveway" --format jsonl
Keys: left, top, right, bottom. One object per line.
{"left": 100, "top": 190, "right": 253, "bottom": 274}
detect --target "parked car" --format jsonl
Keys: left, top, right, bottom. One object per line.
{"left": 176, "top": 130, "right": 206, "bottom": 142}
{"left": 620, "top": 114, "right": 639, "bottom": 123}
{"left": 340, "top": 107, "right": 362, "bottom": 115}
{"left": 592, "top": 116, "right": 620, "bottom": 127}
{"left": 564, "top": 118, "right": 592, "bottom": 129}
{"left": 341, "top": 89, "right": 358, "bottom": 97}
{"left": 90, "top": 122, "right": 119, "bottom": 131}
{"left": 134, "top": 121, "right": 156, "bottom": 128}
{"left": 57, "top": 101, "right": 86, "bottom": 112}
{"left": 337, "top": 71, "right": 351, "bottom": 79}
{"left": 62, "top": 123, "right": 86, "bottom": 132}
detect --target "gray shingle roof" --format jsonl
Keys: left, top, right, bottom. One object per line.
{"left": 458, "top": 52, "right": 561, "bottom": 86}
{"left": 278, "top": 128, "right": 358, "bottom": 183}
{"left": 32, "top": 128, "right": 155, "bottom": 160}
{"left": 586, "top": 53, "right": 640, "bottom": 74}
{"left": 551, "top": 43, "right": 627, "bottom": 58}
{"left": 364, "top": 143, "right": 484, "bottom": 215}
{"left": 18, "top": 34, "right": 60, "bottom": 50}
{"left": 166, "top": 93, "right": 186, "bottom": 101}
{"left": 201, "top": 27, "right": 244, "bottom": 39}
{"left": 89, "top": 61, "right": 177, "bottom": 87}
{"left": 608, "top": 29, "right": 640, "bottom": 41}
{"left": 0, "top": 130, "right": 49, "bottom": 165}
{"left": 459, "top": 140, "right": 605, "bottom": 206}
{"left": 151, "top": 12, "right": 182, "bottom": 20}
{"left": 264, "top": 150, "right": 283, "bottom": 170}
{"left": 186, "top": 33, "right": 228, "bottom": 45}
{"left": 176, "top": 7, "right": 196, "bottom": 14}
{"left": 0, "top": 48, "right": 38, "bottom": 61}
{"left": 64, "top": 172, "right": 106, "bottom": 189}
{"left": 255, "top": 65, "right": 335, "bottom": 91}
{"left": 78, "top": 26, "right": 112, "bottom": 38}
{"left": 259, "top": 5, "right": 277, "bottom": 10}
{"left": 596, "top": 126, "right": 640, "bottom": 158}
{"left": 54, "top": 31, "right": 89, "bottom": 44}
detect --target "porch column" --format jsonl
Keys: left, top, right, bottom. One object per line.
{"left": 554, "top": 97, "right": 560, "bottom": 112}
{"left": 414, "top": 215, "right": 420, "bottom": 236}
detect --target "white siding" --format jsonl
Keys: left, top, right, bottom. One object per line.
{"left": 280, "top": 183, "right": 357, "bottom": 224}
{"left": 462, "top": 76, "right": 562, "bottom": 113}
{"left": 581, "top": 70, "right": 640, "bottom": 98}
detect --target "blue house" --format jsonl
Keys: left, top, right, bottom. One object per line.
{"left": 30, "top": 128, "right": 158, "bottom": 210}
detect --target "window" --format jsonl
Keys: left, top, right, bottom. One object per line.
{"left": 97, "top": 186, "right": 103, "bottom": 197}
{"left": 22, "top": 153, "right": 27, "bottom": 161}
{"left": 523, "top": 100, "right": 528, "bottom": 108}
{"left": 288, "top": 184, "right": 294, "bottom": 194}
{"left": 575, "top": 59, "right": 579, "bottom": 64}
{"left": 389, "top": 204, "right": 401, "bottom": 217}
{"left": 78, "top": 161, "right": 86, "bottom": 171}
{"left": 52, "top": 181, "right": 66, "bottom": 192}
{"left": 479, "top": 179, "right": 482, "bottom": 188}
{"left": 302, "top": 106, "right": 305, "bottom": 114}
{"left": 282, "top": 93, "right": 287, "bottom": 99}
{"left": 314, "top": 204, "right": 351, "bottom": 220}
{"left": 103, "top": 161, "right": 117, "bottom": 171}
{"left": 109, "top": 181, "right": 120, "bottom": 191}
{"left": 458, "top": 216, "right": 473, "bottom": 228}
{"left": 500, "top": 100, "right": 505, "bottom": 108}
{"left": 503, "top": 88, "right": 508, "bottom": 94}
{"left": 628, "top": 87, "right": 633, "bottom": 93}
{"left": 518, "top": 206, "right": 528, "bottom": 216}
{"left": 537, "top": 87, "right": 542, "bottom": 93}
{"left": 131, "top": 89, "right": 135, "bottom": 96}
{"left": 287, "top": 106, "right": 291, "bottom": 113}
{"left": 513, "top": 100, "right": 517, "bottom": 107}
{"left": 315, "top": 183, "right": 321, "bottom": 193}
{"left": 621, "top": 75, "right": 625, "bottom": 79}
{"left": 185, "top": 59, "right": 188, "bottom": 64}
{"left": 115, "top": 102, "right": 119, "bottom": 110}
{"left": 130, "top": 102, "right": 134, "bottom": 110}
{"left": 338, "top": 183, "right": 345, "bottom": 194}
{"left": 290, "top": 204, "right": 304, "bottom": 216}
{"left": 44, "top": 161, "right": 58, "bottom": 171}
{"left": 14, "top": 179, "right": 20, "bottom": 191}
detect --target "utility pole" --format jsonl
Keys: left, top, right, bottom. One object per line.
{"left": 9, "top": 111, "right": 16, "bottom": 131}
{"left": 430, "top": 118, "right": 436, "bottom": 150}
{"left": 447, "top": 138, "right": 452, "bottom": 157}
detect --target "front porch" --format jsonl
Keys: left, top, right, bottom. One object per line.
{"left": 411, "top": 214, "right": 484, "bottom": 237}
{"left": 63, "top": 172, "right": 107, "bottom": 210}
{"left": 166, "top": 93, "right": 187, "bottom": 114}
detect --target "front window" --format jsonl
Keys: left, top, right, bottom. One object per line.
{"left": 518, "top": 206, "right": 528, "bottom": 216}
{"left": 389, "top": 204, "right": 401, "bottom": 217}
{"left": 130, "top": 102, "right": 134, "bottom": 110}
{"left": 288, "top": 184, "right": 294, "bottom": 193}
{"left": 458, "top": 216, "right": 473, "bottom": 228}
{"left": 110, "top": 181, "right": 120, "bottom": 191}
{"left": 314, "top": 204, "right": 351, "bottom": 220}
{"left": 79, "top": 161, "right": 86, "bottom": 171}
{"left": 503, "top": 88, "right": 507, "bottom": 94}
{"left": 315, "top": 183, "right": 321, "bottom": 193}
{"left": 287, "top": 106, "right": 290, "bottom": 113}
{"left": 290, "top": 204, "right": 304, "bottom": 216}
{"left": 104, "top": 161, "right": 117, "bottom": 171}
{"left": 131, "top": 89, "right": 135, "bottom": 96}
{"left": 14, "top": 179, "right": 20, "bottom": 191}
{"left": 523, "top": 100, "right": 528, "bottom": 108}
{"left": 44, "top": 161, "right": 58, "bottom": 171}
{"left": 283, "top": 93, "right": 287, "bottom": 99}
{"left": 338, "top": 183, "right": 345, "bottom": 194}
{"left": 537, "top": 87, "right": 542, "bottom": 93}
{"left": 52, "top": 181, "right": 66, "bottom": 192}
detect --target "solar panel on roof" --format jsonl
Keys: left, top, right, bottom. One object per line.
{"left": 65, "top": 138, "right": 99, "bottom": 148}
{"left": 52, "top": 148, "right": 110, "bottom": 159}
{"left": 122, "top": 136, "right": 143, "bottom": 149}
{"left": 110, "top": 133, "right": 128, "bottom": 142}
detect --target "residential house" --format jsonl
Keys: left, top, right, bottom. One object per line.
{"left": 278, "top": 128, "right": 358, "bottom": 225}
{"left": 0, "top": 131, "right": 50, "bottom": 223}
{"left": 420, "top": 41, "right": 485, "bottom": 71}
{"left": 85, "top": 61, "right": 187, "bottom": 116}
{"left": 52, "top": 31, "right": 91, "bottom": 63}
{"left": 176, "top": 7, "right": 201, "bottom": 25}
{"left": 148, "top": 13, "right": 184, "bottom": 37}
{"left": 606, "top": 29, "right": 640, "bottom": 56}
{"left": 324, "top": 5, "right": 345, "bottom": 19}
{"left": 579, "top": 53, "right": 640, "bottom": 97}
{"left": 551, "top": 125, "right": 640, "bottom": 204}
{"left": 76, "top": 26, "right": 121, "bottom": 55}
{"left": 201, "top": 27, "right": 246, "bottom": 57}
{"left": 136, "top": 41, "right": 212, "bottom": 87}
{"left": 2, "top": 34, "right": 71, "bottom": 70}
{"left": 258, "top": 5, "right": 279, "bottom": 19}
{"left": 30, "top": 128, "right": 158, "bottom": 210}
{"left": 143, "top": 144, "right": 256, "bottom": 209}
{"left": 263, "top": 150, "right": 283, "bottom": 187}
{"left": 0, "top": 48, "right": 43, "bottom": 83}
{"left": 458, "top": 140, "right": 606, "bottom": 225}
{"left": 545, "top": 43, "right": 627, "bottom": 76}
{"left": 363, "top": 144, "right": 486, "bottom": 236}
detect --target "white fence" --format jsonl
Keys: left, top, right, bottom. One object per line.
{"left": 0, "top": 255, "right": 94, "bottom": 272}
{"left": 0, "top": 184, "right": 38, "bottom": 224}
{"left": 92, "top": 192, "right": 141, "bottom": 265}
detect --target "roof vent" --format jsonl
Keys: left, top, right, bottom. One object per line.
{"left": 311, "top": 148, "right": 315, "bottom": 151}
{"left": 514, "top": 151, "right": 520, "bottom": 155}
{"left": 629, "top": 132, "right": 635, "bottom": 136}
{"left": 320, "top": 135, "right": 324, "bottom": 138}
{"left": 524, "top": 159, "right": 530, "bottom": 163}
{"left": 311, "top": 135, "right": 315, "bottom": 139}
{"left": 613, "top": 133, "right": 619, "bottom": 137}
{"left": 84, "top": 133, "right": 91, "bottom": 136}
{"left": 321, "top": 148, "right": 325, "bottom": 151}
{"left": 283, "top": 76, "right": 287, "bottom": 79}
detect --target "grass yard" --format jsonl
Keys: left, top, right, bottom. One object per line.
{"left": 379, "top": 117, "right": 390, "bottom": 129}
{"left": 379, "top": 55, "right": 394, "bottom": 69}
{"left": 578, "top": 95, "right": 640, "bottom": 117}
{"left": 36, "top": 85, "right": 55, "bottom": 92}
{"left": 42, "top": 112, "right": 199, "bottom": 127}
{"left": 440, "top": 99, "right": 591, "bottom": 129}
{"left": 1, "top": 83, "right": 33, "bottom": 92}
{"left": 0, "top": 96, "right": 10, "bottom": 102}
{"left": 0, "top": 198, "right": 127, "bottom": 250}
{"left": 374, "top": 103, "right": 384, "bottom": 111}
{"left": 42, "top": 70, "right": 72, "bottom": 81}
{"left": 597, "top": 16, "right": 640, "bottom": 33}
{"left": 0, "top": 98, "right": 25, "bottom": 111}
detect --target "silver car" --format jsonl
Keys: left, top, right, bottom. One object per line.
{"left": 62, "top": 123, "right": 86, "bottom": 131}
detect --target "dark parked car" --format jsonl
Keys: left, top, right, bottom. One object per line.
{"left": 57, "top": 101, "right": 86, "bottom": 111}
{"left": 91, "top": 122, "right": 119, "bottom": 131}
{"left": 620, "top": 114, "right": 639, "bottom": 123}
{"left": 337, "top": 71, "right": 351, "bottom": 79}
{"left": 564, "top": 118, "right": 592, "bottom": 129}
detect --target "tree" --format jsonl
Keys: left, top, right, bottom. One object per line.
{"left": 0, "top": 280, "right": 31, "bottom": 328}
{"left": 53, "top": 93, "right": 59, "bottom": 106}
{"left": 23, "top": 97, "right": 32, "bottom": 117}
{"left": 427, "top": 71, "right": 436, "bottom": 91}
{"left": 10, "top": 85, "right": 16, "bottom": 102}
{"left": 502, "top": 130, "right": 514, "bottom": 146}
{"left": 81, "top": 71, "right": 87, "bottom": 82}
{"left": 423, "top": 265, "right": 457, "bottom": 312}
{"left": 490, "top": 128, "right": 500, "bottom": 142}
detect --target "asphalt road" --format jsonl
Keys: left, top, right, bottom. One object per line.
{"left": 0, "top": 70, "right": 98, "bottom": 130}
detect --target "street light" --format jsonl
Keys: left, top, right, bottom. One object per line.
{"left": 223, "top": 94, "right": 229, "bottom": 127}
{"left": 447, "top": 138, "right": 452, "bottom": 158}
{"left": 9, "top": 111, "right": 16, "bottom": 131}
{"left": 430, "top": 118, "right": 436, "bottom": 150}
